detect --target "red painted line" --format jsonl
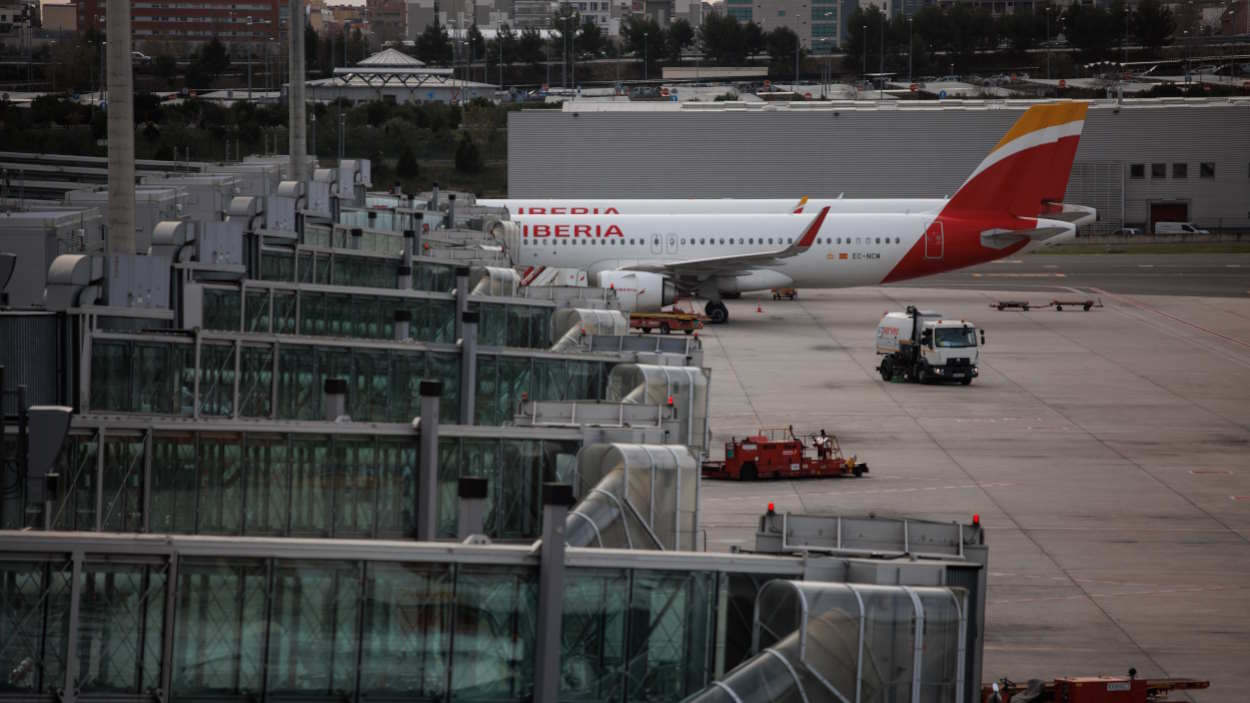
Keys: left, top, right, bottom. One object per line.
{"left": 1091, "top": 287, "right": 1250, "bottom": 351}
{"left": 1189, "top": 469, "right": 1234, "bottom": 475}
{"left": 1231, "top": 496, "right": 1250, "bottom": 502}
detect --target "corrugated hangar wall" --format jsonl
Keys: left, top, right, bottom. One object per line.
{"left": 507, "top": 101, "right": 1250, "bottom": 232}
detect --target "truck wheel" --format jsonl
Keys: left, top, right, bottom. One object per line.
{"left": 683, "top": 328, "right": 694, "bottom": 335}
{"left": 918, "top": 367, "right": 931, "bottom": 384}
{"left": 1055, "top": 304, "right": 1063, "bottom": 311}
{"left": 660, "top": 322, "right": 671, "bottom": 334}
{"left": 852, "top": 466, "right": 864, "bottom": 478}
{"left": 960, "top": 377, "right": 973, "bottom": 386}
{"left": 879, "top": 357, "right": 894, "bottom": 381}
{"left": 740, "top": 463, "right": 758, "bottom": 482}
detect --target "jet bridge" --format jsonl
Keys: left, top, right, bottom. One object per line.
{"left": 607, "top": 363, "right": 711, "bottom": 453}
{"left": 689, "top": 581, "right": 968, "bottom": 703}
{"left": 566, "top": 443, "right": 700, "bottom": 551}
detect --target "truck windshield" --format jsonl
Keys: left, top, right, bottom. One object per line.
{"left": 935, "top": 328, "right": 977, "bottom": 348}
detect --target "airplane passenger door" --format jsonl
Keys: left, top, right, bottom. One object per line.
{"left": 924, "top": 221, "right": 944, "bottom": 260}
{"left": 651, "top": 234, "right": 663, "bottom": 255}
{"left": 666, "top": 233, "right": 679, "bottom": 254}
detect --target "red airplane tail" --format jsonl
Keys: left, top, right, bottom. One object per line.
{"left": 943, "top": 102, "right": 1088, "bottom": 220}
{"left": 883, "top": 102, "right": 1088, "bottom": 283}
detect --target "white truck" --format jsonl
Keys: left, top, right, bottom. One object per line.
{"left": 876, "top": 306, "right": 984, "bottom": 385}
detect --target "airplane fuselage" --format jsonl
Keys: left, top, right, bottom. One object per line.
{"left": 505, "top": 212, "right": 1053, "bottom": 291}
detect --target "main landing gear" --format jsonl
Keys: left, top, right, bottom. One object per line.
{"left": 705, "top": 300, "right": 729, "bottom": 324}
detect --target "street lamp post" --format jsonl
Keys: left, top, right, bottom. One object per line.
{"left": 643, "top": 32, "right": 649, "bottom": 81}
{"left": 246, "top": 16, "right": 254, "bottom": 103}
{"left": 907, "top": 17, "right": 913, "bottom": 84}
{"left": 569, "top": 13, "right": 579, "bottom": 90}
{"left": 822, "top": 12, "right": 835, "bottom": 98}
{"left": 1121, "top": 6, "right": 1129, "bottom": 68}
{"left": 1046, "top": 6, "right": 1054, "bottom": 80}
{"left": 861, "top": 24, "right": 867, "bottom": 91}
{"left": 879, "top": 15, "right": 884, "bottom": 100}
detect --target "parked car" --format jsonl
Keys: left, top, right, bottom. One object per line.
{"left": 1115, "top": 226, "right": 1143, "bottom": 236}
{"left": 1154, "top": 221, "right": 1210, "bottom": 235}
{"left": 131, "top": 51, "right": 152, "bottom": 64}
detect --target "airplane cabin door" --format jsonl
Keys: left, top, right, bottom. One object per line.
{"left": 924, "top": 221, "right": 944, "bottom": 260}
{"left": 651, "top": 234, "right": 663, "bottom": 255}
{"left": 666, "top": 233, "right": 679, "bottom": 254}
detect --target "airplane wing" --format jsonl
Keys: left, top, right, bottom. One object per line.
{"left": 621, "top": 207, "right": 829, "bottom": 283}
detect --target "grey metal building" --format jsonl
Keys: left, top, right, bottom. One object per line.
{"left": 506, "top": 98, "right": 1250, "bottom": 233}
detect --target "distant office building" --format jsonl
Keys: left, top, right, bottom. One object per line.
{"left": 75, "top": 0, "right": 282, "bottom": 44}
{"left": 722, "top": 0, "right": 841, "bottom": 49}
{"left": 1218, "top": 0, "right": 1247, "bottom": 34}
{"left": 405, "top": 0, "right": 438, "bottom": 34}
{"left": 41, "top": 3, "right": 77, "bottom": 33}
{"left": 513, "top": 0, "right": 560, "bottom": 27}
{"left": 641, "top": 0, "right": 702, "bottom": 26}
{"left": 404, "top": 0, "right": 494, "bottom": 34}
{"left": 368, "top": 0, "right": 408, "bottom": 42}
{"left": 838, "top": 0, "right": 858, "bottom": 45}
{"left": 0, "top": 2, "right": 33, "bottom": 31}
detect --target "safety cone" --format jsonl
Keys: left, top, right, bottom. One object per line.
{"left": 756, "top": 305, "right": 763, "bottom": 313}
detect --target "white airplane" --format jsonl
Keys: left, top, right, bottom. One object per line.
{"left": 490, "top": 102, "right": 1092, "bottom": 323}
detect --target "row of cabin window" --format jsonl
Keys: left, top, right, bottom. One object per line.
{"left": 1130, "top": 162, "right": 1215, "bottom": 179}
{"left": 536, "top": 236, "right": 905, "bottom": 246}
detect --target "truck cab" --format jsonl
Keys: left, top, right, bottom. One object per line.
{"left": 876, "top": 307, "right": 984, "bottom": 385}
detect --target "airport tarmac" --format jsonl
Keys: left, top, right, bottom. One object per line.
{"left": 896, "top": 252, "right": 1250, "bottom": 297}
{"left": 696, "top": 267, "right": 1250, "bottom": 701}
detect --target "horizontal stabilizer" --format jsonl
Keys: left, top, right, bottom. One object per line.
{"left": 980, "top": 218, "right": 1077, "bottom": 249}
{"left": 1042, "top": 202, "right": 1098, "bottom": 227}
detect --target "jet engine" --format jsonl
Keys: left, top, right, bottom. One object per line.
{"left": 593, "top": 271, "right": 677, "bottom": 312}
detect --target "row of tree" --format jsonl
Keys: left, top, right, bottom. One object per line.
{"left": 396, "top": 0, "right": 1178, "bottom": 78}
{"left": 841, "top": 0, "right": 1178, "bottom": 76}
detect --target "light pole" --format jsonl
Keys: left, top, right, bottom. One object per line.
{"left": 822, "top": 12, "right": 835, "bottom": 97}
{"left": 645, "top": 31, "right": 655, "bottom": 81}
{"left": 861, "top": 24, "right": 867, "bottom": 91}
{"left": 311, "top": 112, "right": 317, "bottom": 158}
{"left": 795, "top": 31, "right": 800, "bottom": 85}
{"left": 1183, "top": 29, "right": 1191, "bottom": 83}
{"left": 568, "top": 13, "right": 579, "bottom": 90}
{"left": 99, "top": 39, "right": 106, "bottom": 102}
{"left": 499, "top": 28, "right": 506, "bottom": 89}
{"left": 1120, "top": 6, "right": 1129, "bottom": 69}
{"left": 1046, "top": 6, "right": 1054, "bottom": 80}
{"left": 879, "top": 15, "right": 885, "bottom": 100}
{"left": 246, "top": 16, "right": 254, "bottom": 103}
{"left": 643, "top": 32, "right": 649, "bottom": 81}
{"left": 907, "top": 17, "right": 914, "bottom": 84}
